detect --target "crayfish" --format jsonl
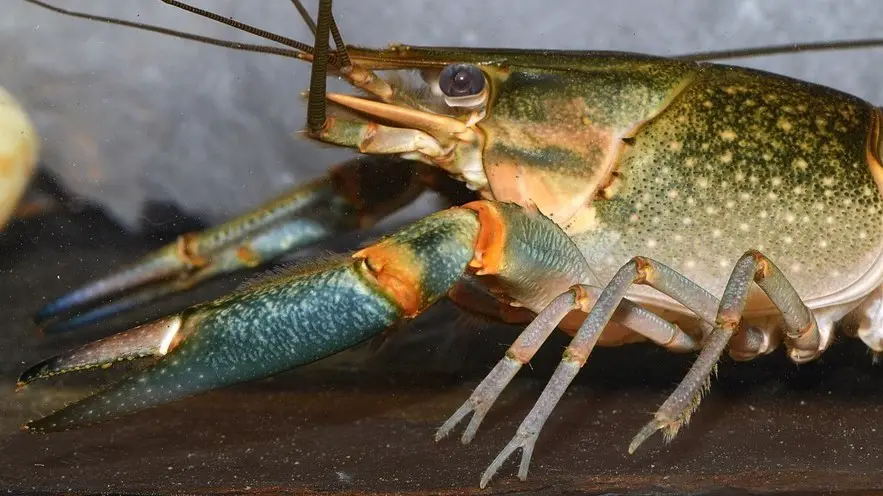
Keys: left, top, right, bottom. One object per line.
{"left": 17, "top": 0, "right": 883, "bottom": 488}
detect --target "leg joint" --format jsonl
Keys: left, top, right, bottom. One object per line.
{"left": 632, "top": 256, "right": 654, "bottom": 284}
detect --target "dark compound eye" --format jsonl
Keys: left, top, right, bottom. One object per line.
{"left": 438, "top": 64, "right": 485, "bottom": 98}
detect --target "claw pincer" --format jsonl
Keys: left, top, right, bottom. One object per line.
{"left": 19, "top": 208, "right": 481, "bottom": 432}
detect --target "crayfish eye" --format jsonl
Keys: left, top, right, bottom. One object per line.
{"left": 437, "top": 64, "right": 487, "bottom": 108}
{"left": 439, "top": 64, "right": 485, "bottom": 97}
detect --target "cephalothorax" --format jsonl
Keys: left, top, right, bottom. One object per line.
{"left": 17, "top": 0, "right": 883, "bottom": 488}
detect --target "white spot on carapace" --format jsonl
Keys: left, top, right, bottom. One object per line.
{"left": 682, "top": 217, "right": 693, "bottom": 225}
{"left": 685, "top": 157, "right": 696, "bottom": 168}
{"left": 669, "top": 142, "right": 683, "bottom": 152}
{"left": 784, "top": 236, "right": 793, "bottom": 244}
{"left": 735, "top": 172, "right": 746, "bottom": 182}
{"left": 720, "top": 151, "right": 733, "bottom": 163}
{"left": 771, "top": 177, "right": 782, "bottom": 187}
{"left": 785, "top": 213, "right": 796, "bottom": 223}
{"left": 826, "top": 216, "right": 834, "bottom": 224}
{"left": 790, "top": 263, "right": 802, "bottom": 273}
{"left": 822, "top": 176, "right": 835, "bottom": 187}
{"left": 739, "top": 223, "right": 749, "bottom": 231}
{"left": 719, "top": 259, "right": 729, "bottom": 268}
{"left": 749, "top": 175, "right": 759, "bottom": 184}
{"left": 767, "top": 192, "right": 778, "bottom": 200}
{"left": 793, "top": 158, "right": 808, "bottom": 171}
{"left": 720, "top": 130, "right": 737, "bottom": 141}
{"left": 712, "top": 229, "right": 722, "bottom": 238}
{"left": 687, "top": 197, "right": 696, "bottom": 206}
{"left": 674, "top": 234, "right": 684, "bottom": 242}
{"left": 629, "top": 214, "right": 639, "bottom": 223}
{"left": 686, "top": 259, "right": 697, "bottom": 268}
{"left": 860, "top": 231, "right": 868, "bottom": 239}
{"left": 667, "top": 189, "right": 679, "bottom": 199}
{"left": 759, "top": 211, "right": 768, "bottom": 219}
{"left": 726, "top": 200, "right": 736, "bottom": 209}
{"left": 647, "top": 239, "right": 658, "bottom": 248}
{"left": 706, "top": 206, "right": 718, "bottom": 215}
{"left": 777, "top": 118, "right": 793, "bottom": 132}
{"left": 740, "top": 192, "right": 750, "bottom": 200}
{"left": 662, "top": 166, "right": 671, "bottom": 174}
{"left": 819, "top": 240, "right": 828, "bottom": 248}
{"left": 697, "top": 177, "right": 709, "bottom": 188}
{"left": 793, "top": 186, "right": 804, "bottom": 195}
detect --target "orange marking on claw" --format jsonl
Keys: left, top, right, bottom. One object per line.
{"left": 462, "top": 201, "right": 507, "bottom": 276}
{"left": 176, "top": 233, "right": 209, "bottom": 268}
{"left": 235, "top": 246, "right": 262, "bottom": 267}
{"left": 354, "top": 243, "right": 423, "bottom": 317}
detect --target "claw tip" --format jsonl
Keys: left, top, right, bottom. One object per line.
{"left": 628, "top": 419, "right": 662, "bottom": 455}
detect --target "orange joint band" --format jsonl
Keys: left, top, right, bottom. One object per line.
{"left": 462, "top": 201, "right": 507, "bottom": 276}
{"left": 176, "top": 233, "right": 208, "bottom": 268}
{"left": 353, "top": 243, "right": 423, "bottom": 317}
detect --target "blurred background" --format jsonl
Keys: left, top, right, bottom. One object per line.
{"left": 4, "top": 2, "right": 883, "bottom": 494}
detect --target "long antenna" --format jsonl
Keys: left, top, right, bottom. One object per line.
{"left": 158, "top": 0, "right": 319, "bottom": 59}
{"left": 676, "top": 38, "right": 883, "bottom": 61}
{"left": 22, "top": 0, "right": 305, "bottom": 59}
{"left": 22, "top": 0, "right": 883, "bottom": 64}
{"left": 290, "top": 0, "right": 317, "bottom": 35}
{"left": 307, "top": 0, "right": 332, "bottom": 135}
{"left": 289, "top": 0, "right": 351, "bottom": 69}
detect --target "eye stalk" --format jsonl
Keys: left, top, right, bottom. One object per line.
{"left": 438, "top": 64, "right": 488, "bottom": 108}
